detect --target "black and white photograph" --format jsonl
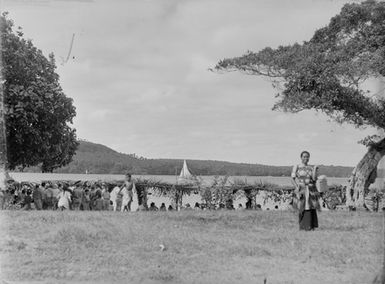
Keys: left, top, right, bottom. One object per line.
{"left": 0, "top": 0, "right": 384, "bottom": 283}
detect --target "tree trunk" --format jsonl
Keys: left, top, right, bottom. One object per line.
{"left": 346, "top": 138, "right": 385, "bottom": 208}
{"left": 0, "top": 122, "right": 6, "bottom": 191}
{"left": 0, "top": 52, "right": 8, "bottom": 191}
{"left": 175, "top": 189, "right": 183, "bottom": 211}
{"left": 172, "top": 186, "right": 182, "bottom": 211}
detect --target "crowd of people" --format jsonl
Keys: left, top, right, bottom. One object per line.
{"left": 0, "top": 180, "right": 261, "bottom": 212}
{"left": 1, "top": 180, "right": 111, "bottom": 211}
{"left": 1, "top": 168, "right": 383, "bottom": 215}
{"left": 0, "top": 171, "right": 249, "bottom": 212}
{"left": 0, "top": 177, "right": 266, "bottom": 212}
{"left": 147, "top": 201, "right": 251, "bottom": 211}
{"left": 0, "top": 173, "right": 138, "bottom": 211}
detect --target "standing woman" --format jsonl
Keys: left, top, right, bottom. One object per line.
{"left": 291, "top": 151, "right": 320, "bottom": 231}
{"left": 121, "top": 173, "right": 134, "bottom": 212}
{"left": 57, "top": 184, "right": 72, "bottom": 211}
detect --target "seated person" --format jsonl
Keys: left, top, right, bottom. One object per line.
{"left": 159, "top": 203, "right": 167, "bottom": 211}
{"left": 149, "top": 202, "right": 158, "bottom": 211}
{"left": 237, "top": 204, "right": 245, "bottom": 210}
{"left": 184, "top": 203, "right": 193, "bottom": 210}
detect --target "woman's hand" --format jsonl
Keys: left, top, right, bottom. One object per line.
{"left": 295, "top": 186, "right": 304, "bottom": 199}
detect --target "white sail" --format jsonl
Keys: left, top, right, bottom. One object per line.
{"left": 177, "top": 160, "right": 194, "bottom": 184}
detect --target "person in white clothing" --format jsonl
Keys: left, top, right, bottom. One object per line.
{"left": 121, "top": 173, "right": 133, "bottom": 212}
{"left": 110, "top": 185, "right": 121, "bottom": 211}
{"left": 57, "top": 185, "right": 72, "bottom": 210}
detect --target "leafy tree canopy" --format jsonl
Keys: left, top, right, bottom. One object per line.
{"left": 1, "top": 12, "right": 78, "bottom": 172}
{"left": 215, "top": 0, "right": 385, "bottom": 144}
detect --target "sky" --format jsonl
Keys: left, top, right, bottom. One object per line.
{"left": 2, "top": 0, "right": 384, "bottom": 167}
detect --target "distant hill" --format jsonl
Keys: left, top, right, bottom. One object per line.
{"left": 24, "top": 140, "right": 354, "bottom": 177}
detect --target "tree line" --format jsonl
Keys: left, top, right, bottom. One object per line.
{"left": 22, "top": 141, "right": 356, "bottom": 177}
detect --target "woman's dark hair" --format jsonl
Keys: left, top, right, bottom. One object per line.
{"left": 300, "top": 151, "right": 310, "bottom": 158}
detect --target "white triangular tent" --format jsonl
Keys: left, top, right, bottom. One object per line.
{"left": 177, "top": 160, "right": 195, "bottom": 184}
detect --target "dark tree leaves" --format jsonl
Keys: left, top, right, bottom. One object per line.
{"left": 1, "top": 13, "right": 79, "bottom": 172}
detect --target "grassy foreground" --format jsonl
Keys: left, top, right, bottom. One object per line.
{"left": 0, "top": 210, "right": 383, "bottom": 284}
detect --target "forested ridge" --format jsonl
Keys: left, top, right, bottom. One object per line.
{"left": 20, "top": 141, "right": 359, "bottom": 177}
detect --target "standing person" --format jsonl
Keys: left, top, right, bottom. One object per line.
{"left": 72, "top": 184, "right": 83, "bottom": 211}
{"left": 121, "top": 173, "right": 133, "bottom": 212}
{"left": 94, "top": 185, "right": 103, "bottom": 211}
{"left": 89, "top": 186, "right": 97, "bottom": 210}
{"left": 291, "top": 151, "right": 320, "bottom": 231}
{"left": 52, "top": 183, "right": 61, "bottom": 210}
{"left": 81, "top": 188, "right": 91, "bottom": 210}
{"left": 18, "top": 187, "right": 26, "bottom": 206}
{"left": 23, "top": 188, "right": 33, "bottom": 210}
{"left": 101, "top": 183, "right": 110, "bottom": 211}
{"left": 110, "top": 184, "right": 121, "bottom": 211}
{"left": 42, "top": 183, "right": 52, "bottom": 210}
{"left": 33, "top": 183, "right": 43, "bottom": 210}
{"left": 57, "top": 184, "right": 72, "bottom": 211}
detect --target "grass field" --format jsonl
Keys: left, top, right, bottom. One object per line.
{"left": 0, "top": 210, "right": 383, "bottom": 284}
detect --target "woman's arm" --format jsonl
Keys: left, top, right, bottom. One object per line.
{"left": 291, "top": 165, "right": 301, "bottom": 198}
{"left": 312, "top": 165, "right": 319, "bottom": 182}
